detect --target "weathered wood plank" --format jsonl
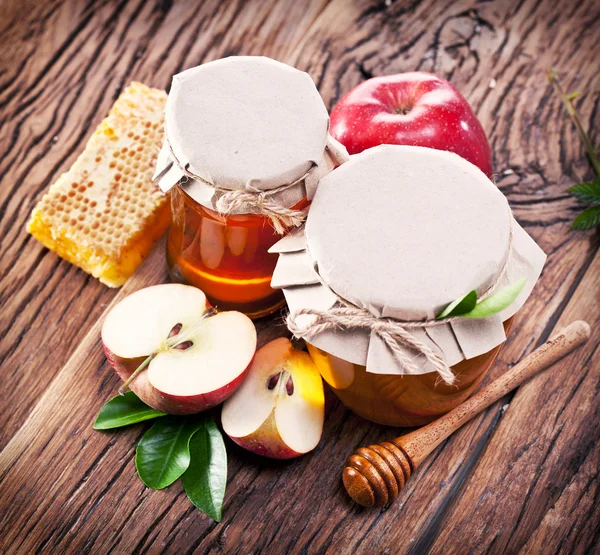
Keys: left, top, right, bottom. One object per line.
{"left": 429, "top": 252, "right": 600, "bottom": 554}
{"left": 0, "top": 0, "right": 598, "bottom": 552}
{"left": 0, "top": 0, "right": 329, "bottom": 450}
{"left": 0, "top": 238, "right": 293, "bottom": 553}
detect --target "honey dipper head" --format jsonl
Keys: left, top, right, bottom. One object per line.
{"left": 343, "top": 443, "right": 412, "bottom": 507}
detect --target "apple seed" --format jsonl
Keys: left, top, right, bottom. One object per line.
{"left": 168, "top": 323, "right": 183, "bottom": 338}
{"left": 267, "top": 372, "right": 281, "bottom": 390}
{"left": 173, "top": 340, "right": 193, "bottom": 351}
{"left": 285, "top": 376, "right": 294, "bottom": 396}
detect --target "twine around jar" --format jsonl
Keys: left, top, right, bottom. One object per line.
{"left": 287, "top": 215, "right": 517, "bottom": 384}
{"left": 166, "top": 136, "right": 308, "bottom": 234}
{"left": 215, "top": 190, "right": 306, "bottom": 234}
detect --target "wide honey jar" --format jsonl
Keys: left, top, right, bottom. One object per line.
{"left": 271, "top": 145, "right": 546, "bottom": 426}
{"left": 153, "top": 56, "right": 347, "bottom": 318}
{"left": 306, "top": 319, "right": 512, "bottom": 426}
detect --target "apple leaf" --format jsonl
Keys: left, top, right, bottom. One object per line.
{"left": 571, "top": 205, "right": 600, "bottom": 230}
{"left": 182, "top": 419, "right": 227, "bottom": 522}
{"left": 93, "top": 392, "right": 166, "bottom": 430}
{"left": 567, "top": 181, "right": 600, "bottom": 206}
{"left": 436, "top": 290, "right": 478, "bottom": 320}
{"left": 136, "top": 417, "right": 206, "bottom": 490}
{"left": 462, "top": 278, "right": 527, "bottom": 319}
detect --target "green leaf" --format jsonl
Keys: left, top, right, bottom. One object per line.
{"left": 436, "top": 290, "right": 478, "bottom": 320}
{"left": 93, "top": 392, "right": 166, "bottom": 430}
{"left": 463, "top": 278, "right": 527, "bottom": 319}
{"left": 182, "top": 419, "right": 227, "bottom": 522}
{"left": 567, "top": 181, "right": 600, "bottom": 206}
{"left": 135, "top": 417, "right": 206, "bottom": 489}
{"left": 567, "top": 91, "right": 581, "bottom": 101}
{"left": 571, "top": 205, "right": 600, "bottom": 230}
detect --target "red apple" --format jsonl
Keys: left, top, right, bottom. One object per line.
{"left": 330, "top": 72, "right": 493, "bottom": 178}
{"left": 221, "top": 338, "right": 325, "bottom": 459}
{"left": 101, "top": 283, "right": 257, "bottom": 414}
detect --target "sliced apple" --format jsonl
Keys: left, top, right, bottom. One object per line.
{"left": 221, "top": 337, "right": 325, "bottom": 459}
{"left": 101, "top": 283, "right": 257, "bottom": 414}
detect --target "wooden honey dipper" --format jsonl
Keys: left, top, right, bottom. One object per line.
{"left": 343, "top": 320, "right": 591, "bottom": 507}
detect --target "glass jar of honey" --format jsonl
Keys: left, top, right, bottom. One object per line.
{"left": 271, "top": 145, "right": 546, "bottom": 426}
{"left": 153, "top": 56, "right": 347, "bottom": 318}
{"left": 306, "top": 319, "right": 513, "bottom": 426}
{"left": 167, "top": 186, "right": 310, "bottom": 316}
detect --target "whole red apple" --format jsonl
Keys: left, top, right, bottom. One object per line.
{"left": 330, "top": 72, "right": 493, "bottom": 178}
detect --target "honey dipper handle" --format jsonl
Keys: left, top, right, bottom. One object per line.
{"left": 396, "top": 320, "right": 591, "bottom": 467}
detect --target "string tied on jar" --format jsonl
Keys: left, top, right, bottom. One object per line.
{"left": 214, "top": 189, "right": 306, "bottom": 234}
{"left": 287, "top": 306, "right": 456, "bottom": 384}
{"left": 287, "top": 216, "right": 517, "bottom": 385}
{"left": 166, "top": 135, "right": 308, "bottom": 234}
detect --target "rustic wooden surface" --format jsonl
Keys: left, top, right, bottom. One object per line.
{"left": 0, "top": 0, "right": 598, "bottom": 552}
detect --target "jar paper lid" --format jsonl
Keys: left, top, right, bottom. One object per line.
{"left": 271, "top": 145, "right": 546, "bottom": 376}
{"left": 152, "top": 56, "right": 347, "bottom": 215}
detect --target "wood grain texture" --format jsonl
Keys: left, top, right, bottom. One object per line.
{"left": 0, "top": 0, "right": 599, "bottom": 553}
{"left": 426, "top": 253, "right": 600, "bottom": 555}
{"left": 0, "top": 0, "right": 329, "bottom": 450}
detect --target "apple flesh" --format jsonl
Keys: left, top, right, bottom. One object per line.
{"left": 330, "top": 71, "right": 493, "bottom": 178}
{"left": 101, "top": 283, "right": 257, "bottom": 414}
{"left": 221, "top": 337, "right": 325, "bottom": 459}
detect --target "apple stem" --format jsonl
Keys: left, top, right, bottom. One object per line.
{"left": 118, "top": 352, "right": 155, "bottom": 395}
{"left": 546, "top": 69, "right": 600, "bottom": 177}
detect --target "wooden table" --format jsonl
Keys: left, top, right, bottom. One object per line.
{"left": 1, "top": 0, "right": 599, "bottom": 552}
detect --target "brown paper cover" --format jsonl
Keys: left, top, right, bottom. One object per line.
{"left": 152, "top": 56, "right": 348, "bottom": 214}
{"left": 271, "top": 145, "right": 546, "bottom": 375}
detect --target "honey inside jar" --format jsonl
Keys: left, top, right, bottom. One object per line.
{"left": 307, "top": 319, "right": 512, "bottom": 427}
{"left": 167, "top": 185, "right": 308, "bottom": 318}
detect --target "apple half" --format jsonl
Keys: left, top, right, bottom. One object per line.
{"left": 221, "top": 338, "right": 325, "bottom": 459}
{"left": 101, "top": 283, "right": 257, "bottom": 415}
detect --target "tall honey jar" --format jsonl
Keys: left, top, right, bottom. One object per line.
{"left": 271, "top": 145, "right": 546, "bottom": 427}
{"left": 153, "top": 56, "right": 347, "bottom": 318}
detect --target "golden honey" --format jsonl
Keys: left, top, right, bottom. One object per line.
{"left": 167, "top": 185, "right": 308, "bottom": 318}
{"left": 308, "top": 320, "right": 512, "bottom": 427}
{"left": 272, "top": 146, "right": 545, "bottom": 429}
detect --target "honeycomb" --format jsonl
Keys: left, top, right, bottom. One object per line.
{"left": 27, "top": 82, "right": 169, "bottom": 287}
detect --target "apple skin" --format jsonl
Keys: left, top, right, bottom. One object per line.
{"left": 330, "top": 72, "right": 493, "bottom": 178}
{"left": 228, "top": 412, "right": 304, "bottom": 460}
{"left": 103, "top": 344, "right": 251, "bottom": 415}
